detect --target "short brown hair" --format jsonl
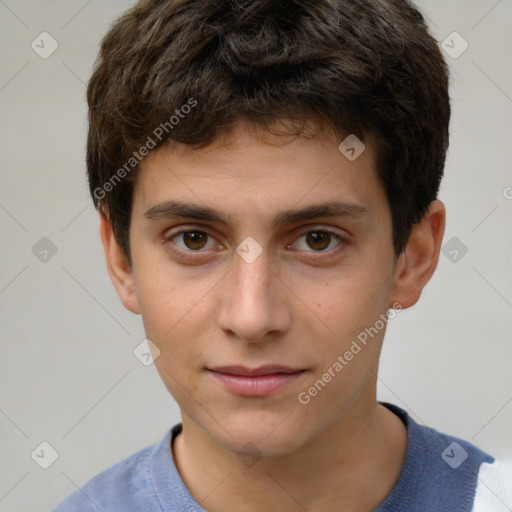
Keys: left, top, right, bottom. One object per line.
{"left": 87, "top": 0, "right": 450, "bottom": 259}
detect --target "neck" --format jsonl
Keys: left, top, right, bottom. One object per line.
{"left": 172, "top": 397, "right": 408, "bottom": 512}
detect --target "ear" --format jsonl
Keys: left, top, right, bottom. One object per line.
{"left": 99, "top": 213, "right": 140, "bottom": 314}
{"left": 389, "top": 200, "right": 446, "bottom": 309}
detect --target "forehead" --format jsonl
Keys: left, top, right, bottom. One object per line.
{"left": 133, "top": 121, "right": 387, "bottom": 225}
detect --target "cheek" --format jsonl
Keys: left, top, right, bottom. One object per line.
{"left": 293, "top": 277, "right": 387, "bottom": 416}
{"left": 134, "top": 270, "right": 211, "bottom": 372}
{"left": 293, "top": 266, "right": 391, "bottom": 339}
{"left": 134, "top": 254, "right": 211, "bottom": 333}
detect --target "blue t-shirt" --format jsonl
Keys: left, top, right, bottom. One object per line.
{"left": 52, "top": 403, "right": 499, "bottom": 511}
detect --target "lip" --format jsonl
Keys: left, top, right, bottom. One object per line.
{"left": 207, "top": 365, "right": 306, "bottom": 396}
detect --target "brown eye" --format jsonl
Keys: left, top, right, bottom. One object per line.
{"left": 306, "top": 231, "right": 330, "bottom": 250}
{"left": 293, "top": 229, "right": 345, "bottom": 256}
{"left": 163, "top": 227, "right": 223, "bottom": 261}
{"left": 181, "top": 231, "right": 208, "bottom": 250}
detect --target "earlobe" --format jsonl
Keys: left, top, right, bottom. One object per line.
{"left": 99, "top": 214, "right": 141, "bottom": 314}
{"left": 389, "top": 200, "right": 446, "bottom": 309}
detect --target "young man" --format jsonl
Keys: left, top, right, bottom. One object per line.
{"left": 53, "top": 0, "right": 510, "bottom": 510}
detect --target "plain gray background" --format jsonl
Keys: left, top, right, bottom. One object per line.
{"left": 0, "top": 1, "right": 511, "bottom": 510}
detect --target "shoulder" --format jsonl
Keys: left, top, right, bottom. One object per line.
{"left": 51, "top": 433, "right": 168, "bottom": 512}
{"left": 471, "top": 458, "right": 512, "bottom": 512}
{"left": 409, "top": 422, "right": 493, "bottom": 511}
{"left": 377, "top": 403, "right": 496, "bottom": 512}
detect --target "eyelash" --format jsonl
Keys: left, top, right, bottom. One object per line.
{"left": 162, "top": 226, "right": 347, "bottom": 261}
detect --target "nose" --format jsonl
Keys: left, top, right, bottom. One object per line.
{"left": 216, "top": 249, "right": 291, "bottom": 343}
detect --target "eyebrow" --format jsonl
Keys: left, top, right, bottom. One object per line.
{"left": 143, "top": 200, "right": 369, "bottom": 226}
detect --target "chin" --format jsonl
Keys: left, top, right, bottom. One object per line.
{"left": 204, "top": 407, "right": 313, "bottom": 459}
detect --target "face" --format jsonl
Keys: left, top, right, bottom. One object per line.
{"left": 113, "top": 122, "right": 408, "bottom": 457}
